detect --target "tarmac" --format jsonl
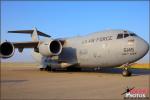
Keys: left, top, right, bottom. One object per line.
{"left": 1, "top": 62, "right": 150, "bottom": 100}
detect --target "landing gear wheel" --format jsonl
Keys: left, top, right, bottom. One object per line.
{"left": 67, "top": 67, "right": 81, "bottom": 72}
{"left": 45, "top": 66, "right": 51, "bottom": 71}
{"left": 51, "top": 68, "right": 56, "bottom": 72}
{"left": 47, "top": 67, "right": 51, "bottom": 71}
{"left": 122, "top": 70, "right": 132, "bottom": 77}
{"left": 40, "top": 68, "right": 44, "bottom": 71}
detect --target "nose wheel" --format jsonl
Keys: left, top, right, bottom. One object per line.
{"left": 122, "top": 63, "right": 132, "bottom": 77}
{"left": 122, "top": 69, "right": 132, "bottom": 76}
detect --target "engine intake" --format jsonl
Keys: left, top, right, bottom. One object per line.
{"left": 0, "top": 42, "right": 15, "bottom": 58}
{"left": 39, "top": 40, "right": 62, "bottom": 56}
{"left": 50, "top": 40, "right": 61, "bottom": 54}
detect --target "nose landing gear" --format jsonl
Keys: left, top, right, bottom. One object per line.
{"left": 122, "top": 69, "right": 132, "bottom": 76}
{"left": 122, "top": 63, "right": 132, "bottom": 77}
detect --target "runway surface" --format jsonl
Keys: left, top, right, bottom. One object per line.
{"left": 1, "top": 62, "right": 150, "bottom": 100}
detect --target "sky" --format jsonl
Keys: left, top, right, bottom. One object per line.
{"left": 1, "top": 1, "right": 149, "bottom": 63}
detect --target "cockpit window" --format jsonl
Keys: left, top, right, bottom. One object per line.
{"left": 124, "top": 34, "right": 129, "bottom": 38}
{"left": 130, "top": 33, "right": 136, "bottom": 36}
{"left": 117, "top": 32, "right": 136, "bottom": 39}
{"left": 117, "top": 34, "right": 123, "bottom": 39}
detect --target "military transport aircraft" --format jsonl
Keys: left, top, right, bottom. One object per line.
{"left": 0, "top": 28, "right": 149, "bottom": 76}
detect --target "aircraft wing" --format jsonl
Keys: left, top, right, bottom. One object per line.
{"left": 0, "top": 28, "right": 66, "bottom": 58}
{"left": 12, "top": 39, "right": 66, "bottom": 49}
{"left": 11, "top": 39, "right": 66, "bottom": 53}
{"left": 12, "top": 41, "right": 39, "bottom": 48}
{"left": 10, "top": 41, "right": 40, "bottom": 53}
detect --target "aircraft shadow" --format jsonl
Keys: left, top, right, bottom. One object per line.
{"left": 1, "top": 80, "right": 28, "bottom": 83}
{"left": 95, "top": 68, "right": 150, "bottom": 76}
{"left": 52, "top": 68, "right": 150, "bottom": 76}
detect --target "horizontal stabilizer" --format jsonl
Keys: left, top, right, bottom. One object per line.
{"left": 8, "top": 29, "right": 50, "bottom": 37}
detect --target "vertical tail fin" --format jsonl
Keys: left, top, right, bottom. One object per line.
{"left": 32, "top": 28, "right": 39, "bottom": 41}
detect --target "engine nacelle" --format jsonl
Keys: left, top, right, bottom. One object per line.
{"left": 0, "top": 42, "right": 15, "bottom": 58}
{"left": 38, "top": 40, "right": 62, "bottom": 56}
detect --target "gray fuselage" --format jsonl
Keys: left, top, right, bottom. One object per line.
{"left": 32, "top": 30, "right": 149, "bottom": 68}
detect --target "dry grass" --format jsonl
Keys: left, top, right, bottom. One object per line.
{"left": 131, "top": 63, "right": 150, "bottom": 69}
{"left": 118, "top": 63, "right": 150, "bottom": 69}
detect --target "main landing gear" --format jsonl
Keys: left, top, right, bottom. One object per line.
{"left": 40, "top": 68, "right": 45, "bottom": 71}
{"left": 39, "top": 65, "right": 52, "bottom": 71}
{"left": 122, "top": 63, "right": 132, "bottom": 77}
{"left": 66, "top": 67, "right": 81, "bottom": 72}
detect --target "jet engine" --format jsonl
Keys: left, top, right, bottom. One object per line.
{"left": 38, "top": 40, "right": 62, "bottom": 56}
{"left": 0, "top": 42, "right": 15, "bottom": 58}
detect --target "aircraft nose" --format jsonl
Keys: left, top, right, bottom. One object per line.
{"left": 136, "top": 38, "right": 149, "bottom": 57}
{"left": 142, "top": 40, "right": 149, "bottom": 54}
